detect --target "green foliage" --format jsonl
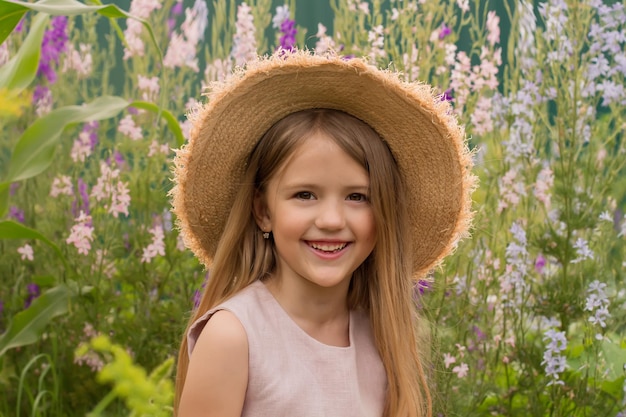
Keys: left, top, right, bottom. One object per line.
{"left": 0, "top": 286, "right": 71, "bottom": 357}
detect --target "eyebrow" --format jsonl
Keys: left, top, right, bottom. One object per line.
{"left": 281, "top": 183, "right": 370, "bottom": 192}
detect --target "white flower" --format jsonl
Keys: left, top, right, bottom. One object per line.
{"left": 571, "top": 237, "right": 594, "bottom": 263}
{"left": 272, "top": 5, "right": 290, "bottom": 28}
{"left": 17, "top": 244, "right": 34, "bottom": 261}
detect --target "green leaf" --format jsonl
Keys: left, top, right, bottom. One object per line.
{"left": 0, "top": 183, "right": 8, "bottom": 220}
{"left": 0, "top": 0, "right": 162, "bottom": 60}
{"left": 0, "top": 13, "right": 47, "bottom": 93}
{"left": 131, "top": 100, "right": 186, "bottom": 147}
{"left": 0, "top": 285, "right": 72, "bottom": 357}
{"left": 0, "top": 220, "right": 67, "bottom": 265}
{"left": 0, "top": 0, "right": 26, "bottom": 44}
{"left": 3, "top": 95, "right": 129, "bottom": 184}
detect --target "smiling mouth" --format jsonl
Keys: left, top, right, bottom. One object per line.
{"left": 307, "top": 242, "right": 349, "bottom": 253}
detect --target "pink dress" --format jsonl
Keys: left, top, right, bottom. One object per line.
{"left": 188, "top": 280, "right": 387, "bottom": 417}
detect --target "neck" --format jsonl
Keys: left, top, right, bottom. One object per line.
{"left": 263, "top": 273, "right": 351, "bottom": 347}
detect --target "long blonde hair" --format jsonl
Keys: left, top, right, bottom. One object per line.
{"left": 175, "top": 109, "right": 432, "bottom": 417}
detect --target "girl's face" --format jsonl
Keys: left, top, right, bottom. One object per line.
{"left": 253, "top": 131, "right": 377, "bottom": 292}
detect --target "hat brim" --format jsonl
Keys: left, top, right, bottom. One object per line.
{"left": 172, "top": 52, "right": 475, "bottom": 279}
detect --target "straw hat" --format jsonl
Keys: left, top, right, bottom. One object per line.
{"left": 172, "top": 51, "right": 476, "bottom": 279}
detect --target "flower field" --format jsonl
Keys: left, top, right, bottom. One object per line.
{"left": 0, "top": 0, "right": 625, "bottom": 416}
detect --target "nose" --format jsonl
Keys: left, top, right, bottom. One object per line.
{"left": 315, "top": 199, "right": 346, "bottom": 230}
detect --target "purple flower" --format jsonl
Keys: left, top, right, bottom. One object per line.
{"left": 38, "top": 16, "right": 68, "bottom": 83}
{"left": 535, "top": 254, "right": 546, "bottom": 274}
{"left": 15, "top": 18, "right": 24, "bottom": 33}
{"left": 278, "top": 19, "right": 297, "bottom": 52}
{"left": 8, "top": 206, "right": 24, "bottom": 223}
{"left": 441, "top": 89, "right": 454, "bottom": 102}
{"left": 24, "top": 283, "right": 40, "bottom": 309}
{"left": 473, "top": 325, "right": 486, "bottom": 341}
{"left": 83, "top": 121, "right": 99, "bottom": 150}
{"left": 172, "top": 1, "right": 183, "bottom": 15}
{"left": 72, "top": 178, "right": 90, "bottom": 217}
{"left": 192, "top": 290, "right": 201, "bottom": 309}
{"left": 439, "top": 23, "right": 452, "bottom": 40}
{"left": 9, "top": 182, "right": 20, "bottom": 196}
{"left": 32, "top": 85, "right": 50, "bottom": 103}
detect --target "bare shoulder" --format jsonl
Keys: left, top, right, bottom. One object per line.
{"left": 178, "top": 310, "right": 249, "bottom": 417}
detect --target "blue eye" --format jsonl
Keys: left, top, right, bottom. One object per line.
{"left": 347, "top": 193, "right": 368, "bottom": 202}
{"left": 296, "top": 191, "right": 315, "bottom": 200}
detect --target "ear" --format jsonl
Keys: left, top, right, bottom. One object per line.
{"left": 252, "top": 190, "right": 272, "bottom": 232}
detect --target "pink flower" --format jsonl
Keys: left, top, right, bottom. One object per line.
{"left": 123, "top": 0, "right": 162, "bottom": 59}
{"left": 452, "top": 362, "right": 469, "bottom": 378}
{"left": 118, "top": 115, "right": 143, "bottom": 140}
{"left": 443, "top": 353, "right": 457, "bottom": 369}
{"left": 470, "top": 96, "right": 494, "bottom": 135}
{"left": 62, "top": 43, "right": 93, "bottom": 78}
{"left": 66, "top": 211, "right": 94, "bottom": 255}
{"left": 456, "top": 0, "right": 469, "bottom": 13}
{"left": 141, "top": 225, "right": 166, "bottom": 263}
{"left": 71, "top": 130, "right": 93, "bottom": 162}
{"left": 50, "top": 175, "right": 73, "bottom": 197}
{"left": 91, "top": 162, "right": 131, "bottom": 218}
{"left": 231, "top": 2, "right": 257, "bottom": 66}
{"left": 486, "top": 11, "right": 500, "bottom": 46}
{"left": 18, "top": 244, "right": 34, "bottom": 261}
{"left": 137, "top": 75, "right": 160, "bottom": 101}
{"left": 148, "top": 140, "right": 170, "bottom": 157}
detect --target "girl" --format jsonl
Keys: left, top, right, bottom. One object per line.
{"left": 172, "top": 52, "right": 475, "bottom": 417}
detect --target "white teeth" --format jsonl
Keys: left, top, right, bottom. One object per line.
{"left": 309, "top": 242, "right": 347, "bottom": 252}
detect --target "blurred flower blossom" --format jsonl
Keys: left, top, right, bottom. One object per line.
{"left": 17, "top": 244, "right": 34, "bottom": 261}
{"left": 272, "top": 5, "right": 290, "bottom": 29}
{"left": 584, "top": 280, "right": 610, "bottom": 339}
{"left": 278, "top": 18, "right": 297, "bottom": 52}
{"left": 456, "top": 0, "right": 469, "bottom": 13}
{"left": 542, "top": 327, "right": 567, "bottom": 386}
{"left": 452, "top": 362, "right": 469, "bottom": 378}
{"left": 443, "top": 352, "right": 456, "bottom": 368}
{"left": 148, "top": 140, "right": 170, "bottom": 157}
{"left": 137, "top": 75, "right": 160, "bottom": 101}
{"left": 71, "top": 122, "right": 99, "bottom": 163}
{"left": 66, "top": 211, "right": 94, "bottom": 255}
{"left": 73, "top": 178, "right": 90, "bottom": 217}
{"left": 571, "top": 238, "right": 594, "bottom": 263}
{"left": 486, "top": 11, "right": 500, "bottom": 46}
{"left": 8, "top": 206, "right": 24, "bottom": 223}
{"left": 118, "top": 115, "right": 143, "bottom": 140}
{"left": 439, "top": 23, "right": 451, "bottom": 40}
{"left": 142, "top": 224, "right": 166, "bottom": 263}
{"left": 123, "top": 0, "right": 162, "bottom": 59}
{"left": 534, "top": 167, "right": 554, "bottom": 209}
{"left": 50, "top": 175, "right": 73, "bottom": 197}
{"left": 164, "top": 0, "right": 207, "bottom": 71}
{"left": 24, "top": 283, "right": 40, "bottom": 308}
{"left": 62, "top": 43, "right": 93, "bottom": 78}
{"left": 231, "top": 2, "right": 257, "bottom": 66}
{"left": 315, "top": 23, "right": 336, "bottom": 54}
{"left": 91, "top": 162, "right": 131, "bottom": 218}
{"left": 33, "top": 85, "right": 53, "bottom": 116}
{"left": 367, "top": 25, "right": 385, "bottom": 63}
{"left": 38, "top": 16, "right": 68, "bottom": 83}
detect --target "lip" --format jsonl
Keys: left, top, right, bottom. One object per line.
{"left": 304, "top": 240, "right": 351, "bottom": 260}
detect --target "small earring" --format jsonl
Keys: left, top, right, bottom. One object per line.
{"left": 262, "top": 232, "right": 270, "bottom": 239}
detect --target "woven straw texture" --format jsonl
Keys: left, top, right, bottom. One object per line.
{"left": 171, "top": 51, "right": 476, "bottom": 279}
